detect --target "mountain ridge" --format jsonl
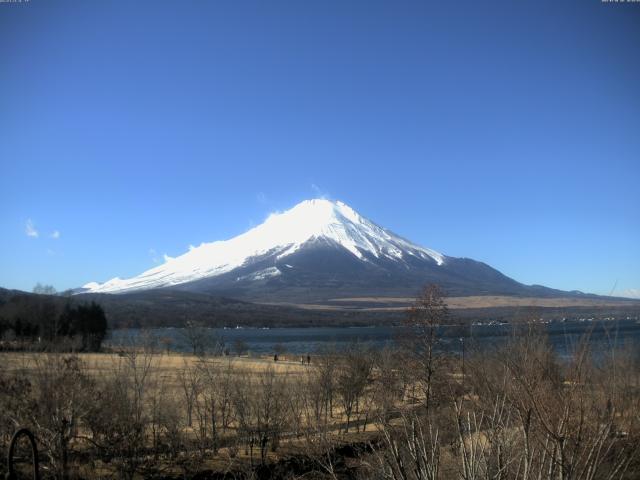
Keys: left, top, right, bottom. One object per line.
{"left": 79, "top": 199, "right": 595, "bottom": 301}
{"left": 80, "top": 199, "right": 446, "bottom": 294}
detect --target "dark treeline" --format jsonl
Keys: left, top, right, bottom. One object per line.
{"left": 0, "top": 291, "right": 108, "bottom": 351}
{"left": 39, "top": 290, "right": 640, "bottom": 330}
{"left": 1, "top": 287, "right": 638, "bottom": 331}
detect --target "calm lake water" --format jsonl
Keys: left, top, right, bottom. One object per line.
{"left": 108, "top": 319, "right": 640, "bottom": 358}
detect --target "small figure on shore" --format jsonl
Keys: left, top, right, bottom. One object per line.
{"left": 307, "top": 354, "right": 311, "bottom": 365}
{"left": 274, "top": 354, "right": 278, "bottom": 362}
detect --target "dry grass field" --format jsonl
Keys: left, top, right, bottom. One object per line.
{"left": 0, "top": 349, "right": 389, "bottom": 478}
{"left": 1, "top": 319, "right": 639, "bottom": 479}
{"left": 269, "top": 295, "right": 640, "bottom": 311}
{"left": 0, "top": 351, "right": 309, "bottom": 377}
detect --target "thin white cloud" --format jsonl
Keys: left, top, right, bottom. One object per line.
{"left": 149, "top": 248, "right": 161, "bottom": 264}
{"left": 25, "top": 219, "right": 39, "bottom": 238}
{"left": 311, "top": 183, "right": 330, "bottom": 199}
{"left": 619, "top": 288, "right": 640, "bottom": 299}
{"left": 256, "top": 192, "right": 268, "bottom": 204}
{"left": 50, "top": 230, "right": 60, "bottom": 239}
{"left": 149, "top": 248, "right": 173, "bottom": 264}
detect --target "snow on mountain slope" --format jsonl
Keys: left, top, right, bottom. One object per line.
{"left": 81, "top": 199, "right": 445, "bottom": 294}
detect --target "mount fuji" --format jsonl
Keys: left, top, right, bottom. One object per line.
{"left": 79, "top": 199, "right": 570, "bottom": 302}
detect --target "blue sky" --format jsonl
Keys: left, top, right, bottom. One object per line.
{"left": 1, "top": 0, "right": 638, "bottom": 297}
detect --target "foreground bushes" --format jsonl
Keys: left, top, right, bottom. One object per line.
{"left": 0, "top": 325, "right": 638, "bottom": 479}
{"left": 374, "top": 326, "right": 640, "bottom": 480}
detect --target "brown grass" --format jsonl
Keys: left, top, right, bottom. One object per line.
{"left": 267, "top": 295, "right": 640, "bottom": 311}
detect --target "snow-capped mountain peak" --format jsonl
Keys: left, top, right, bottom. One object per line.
{"left": 81, "top": 199, "right": 444, "bottom": 294}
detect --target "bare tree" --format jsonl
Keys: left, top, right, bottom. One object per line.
{"left": 33, "top": 283, "right": 57, "bottom": 295}
{"left": 179, "top": 359, "right": 201, "bottom": 428}
{"left": 336, "top": 346, "right": 373, "bottom": 433}
{"left": 403, "top": 284, "right": 448, "bottom": 413}
{"left": 233, "top": 339, "right": 249, "bottom": 357}
{"left": 29, "top": 354, "right": 92, "bottom": 480}
{"left": 315, "top": 350, "right": 337, "bottom": 422}
{"left": 194, "top": 357, "right": 235, "bottom": 454}
{"left": 231, "top": 366, "right": 289, "bottom": 465}
{"left": 374, "top": 410, "right": 441, "bottom": 480}
{"left": 181, "top": 321, "right": 223, "bottom": 356}
{"left": 460, "top": 324, "right": 640, "bottom": 480}
{"left": 84, "top": 348, "right": 157, "bottom": 480}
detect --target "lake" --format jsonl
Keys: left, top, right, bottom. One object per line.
{"left": 108, "top": 318, "right": 640, "bottom": 358}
